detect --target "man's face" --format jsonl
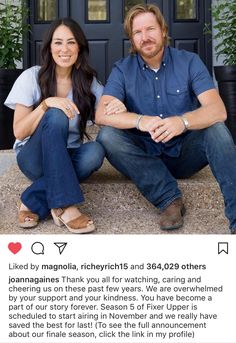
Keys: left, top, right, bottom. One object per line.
{"left": 131, "top": 12, "right": 165, "bottom": 60}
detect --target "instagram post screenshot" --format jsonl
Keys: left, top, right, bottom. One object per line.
{"left": 0, "top": 0, "right": 235, "bottom": 343}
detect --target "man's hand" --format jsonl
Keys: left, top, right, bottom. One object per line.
{"left": 141, "top": 116, "right": 185, "bottom": 143}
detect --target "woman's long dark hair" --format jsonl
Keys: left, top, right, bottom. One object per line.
{"left": 38, "top": 18, "right": 97, "bottom": 140}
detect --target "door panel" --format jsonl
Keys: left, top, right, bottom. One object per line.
{"left": 170, "top": 0, "right": 212, "bottom": 68}
{"left": 25, "top": 0, "right": 212, "bottom": 84}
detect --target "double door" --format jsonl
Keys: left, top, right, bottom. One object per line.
{"left": 26, "top": 0, "right": 212, "bottom": 84}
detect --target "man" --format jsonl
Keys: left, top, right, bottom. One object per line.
{"left": 95, "top": 4, "right": 236, "bottom": 234}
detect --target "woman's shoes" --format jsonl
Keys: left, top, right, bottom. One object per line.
{"left": 18, "top": 203, "right": 94, "bottom": 233}
{"left": 51, "top": 206, "right": 95, "bottom": 233}
{"left": 18, "top": 202, "right": 39, "bottom": 228}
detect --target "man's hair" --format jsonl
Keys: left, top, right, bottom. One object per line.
{"left": 124, "top": 4, "right": 169, "bottom": 53}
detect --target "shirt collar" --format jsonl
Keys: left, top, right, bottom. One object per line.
{"left": 162, "top": 46, "right": 170, "bottom": 67}
{"left": 137, "top": 46, "right": 169, "bottom": 70}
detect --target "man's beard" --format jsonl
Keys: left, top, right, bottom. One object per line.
{"left": 136, "top": 39, "right": 164, "bottom": 59}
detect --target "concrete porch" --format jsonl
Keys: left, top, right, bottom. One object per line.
{"left": 0, "top": 145, "right": 228, "bottom": 235}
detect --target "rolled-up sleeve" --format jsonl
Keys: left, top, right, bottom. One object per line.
{"left": 189, "top": 54, "right": 215, "bottom": 96}
{"left": 103, "top": 63, "right": 126, "bottom": 101}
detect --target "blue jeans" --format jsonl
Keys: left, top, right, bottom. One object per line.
{"left": 17, "top": 108, "right": 105, "bottom": 219}
{"left": 97, "top": 123, "right": 236, "bottom": 232}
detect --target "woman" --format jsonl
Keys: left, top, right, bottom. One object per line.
{"left": 5, "top": 18, "right": 123, "bottom": 233}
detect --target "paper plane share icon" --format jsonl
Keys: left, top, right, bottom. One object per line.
{"left": 54, "top": 242, "right": 67, "bottom": 255}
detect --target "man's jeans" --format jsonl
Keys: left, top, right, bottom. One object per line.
{"left": 97, "top": 122, "right": 236, "bottom": 232}
{"left": 17, "top": 108, "right": 105, "bottom": 219}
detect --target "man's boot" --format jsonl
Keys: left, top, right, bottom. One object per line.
{"left": 159, "top": 198, "right": 186, "bottom": 230}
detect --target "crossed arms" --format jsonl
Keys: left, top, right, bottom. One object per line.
{"left": 95, "top": 89, "right": 227, "bottom": 144}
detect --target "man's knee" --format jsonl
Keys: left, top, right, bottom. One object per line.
{"left": 204, "top": 122, "right": 234, "bottom": 145}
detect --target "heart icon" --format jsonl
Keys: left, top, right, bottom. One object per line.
{"left": 8, "top": 242, "right": 22, "bottom": 254}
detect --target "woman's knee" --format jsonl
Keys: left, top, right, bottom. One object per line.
{"left": 75, "top": 141, "right": 105, "bottom": 180}
{"left": 42, "top": 108, "right": 69, "bottom": 130}
{"left": 96, "top": 127, "right": 131, "bottom": 154}
{"left": 17, "top": 154, "right": 42, "bottom": 181}
{"left": 96, "top": 127, "right": 114, "bottom": 145}
{"left": 85, "top": 141, "right": 105, "bottom": 168}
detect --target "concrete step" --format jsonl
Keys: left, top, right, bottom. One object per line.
{"left": 0, "top": 153, "right": 229, "bottom": 234}
{"left": 85, "top": 159, "right": 224, "bottom": 210}
{"left": 0, "top": 150, "right": 16, "bottom": 175}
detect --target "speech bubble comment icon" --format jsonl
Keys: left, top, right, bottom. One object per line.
{"left": 31, "top": 242, "right": 44, "bottom": 255}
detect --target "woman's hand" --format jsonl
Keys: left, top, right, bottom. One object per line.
{"left": 103, "top": 98, "right": 127, "bottom": 115}
{"left": 44, "top": 97, "right": 80, "bottom": 119}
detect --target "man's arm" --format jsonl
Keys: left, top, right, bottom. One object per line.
{"left": 150, "top": 89, "right": 227, "bottom": 143}
{"left": 181, "top": 88, "right": 227, "bottom": 129}
{"left": 96, "top": 89, "right": 227, "bottom": 143}
{"left": 95, "top": 95, "right": 163, "bottom": 132}
{"left": 95, "top": 95, "right": 141, "bottom": 129}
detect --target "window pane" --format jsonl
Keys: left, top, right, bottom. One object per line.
{"left": 36, "top": 0, "right": 57, "bottom": 22}
{"left": 175, "top": 0, "right": 197, "bottom": 20}
{"left": 88, "top": 0, "right": 107, "bottom": 21}
{"left": 124, "top": 0, "right": 145, "bottom": 16}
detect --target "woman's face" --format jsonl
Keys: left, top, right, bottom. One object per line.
{"left": 50, "top": 25, "right": 79, "bottom": 69}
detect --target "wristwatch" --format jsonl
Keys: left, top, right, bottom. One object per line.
{"left": 180, "top": 115, "right": 189, "bottom": 132}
